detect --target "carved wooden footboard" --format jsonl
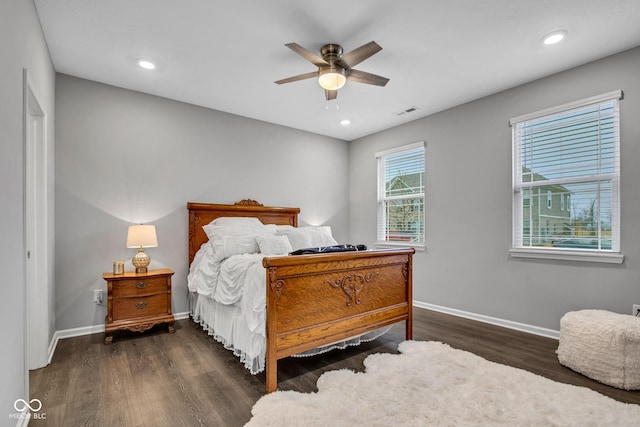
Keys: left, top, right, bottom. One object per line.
{"left": 263, "top": 248, "right": 414, "bottom": 393}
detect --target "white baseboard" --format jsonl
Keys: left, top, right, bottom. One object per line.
{"left": 174, "top": 311, "right": 190, "bottom": 320}
{"left": 47, "top": 324, "right": 104, "bottom": 365}
{"left": 47, "top": 311, "right": 191, "bottom": 364}
{"left": 413, "top": 301, "right": 560, "bottom": 340}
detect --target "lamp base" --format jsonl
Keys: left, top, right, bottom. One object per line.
{"left": 132, "top": 247, "right": 151, "bottom": 274}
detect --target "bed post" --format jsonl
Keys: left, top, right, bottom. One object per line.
{"left": 265, "top": 267, "right": 279, "bottom": 393}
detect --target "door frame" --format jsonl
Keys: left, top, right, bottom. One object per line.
{"left": 23, "top": 68, "right": 50, "bottom": 373}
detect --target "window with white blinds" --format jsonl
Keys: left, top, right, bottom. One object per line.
{"left": 376, "top": 141, "right": 425, "bottom": 246}
{"left": 511, "top": 91, "right": 622, "bottom": 255}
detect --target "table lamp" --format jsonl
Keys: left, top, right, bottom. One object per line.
{"left": 126, "top": 224, "right": 158, "bottom": 273}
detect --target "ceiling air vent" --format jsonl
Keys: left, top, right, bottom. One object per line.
{"left": 394, "top": 106, "right": 419, "bottom": 116}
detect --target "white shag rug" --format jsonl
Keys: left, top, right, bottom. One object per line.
{"left": 245, "top": 340, "right": 640, "bottom": 427}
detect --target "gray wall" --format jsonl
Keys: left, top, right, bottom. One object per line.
{"left": 55, "top": 74, "right": 349, "bottom": 331}
{"left": 349, "top": 47, "right": 640, "bottom": 332}
{"left": 1, "top": 0, "right": 56, "bottom": 422}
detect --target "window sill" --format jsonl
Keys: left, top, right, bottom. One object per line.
{"left": 375, "top": 242, "right": 426, "bottom": 251}
{"left": 509, "top": 248, "right": 624, "bottom": 264}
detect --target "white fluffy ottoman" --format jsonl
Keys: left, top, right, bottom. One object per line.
{"left": 557, "top": 309, "right": 640, "bottom": 390}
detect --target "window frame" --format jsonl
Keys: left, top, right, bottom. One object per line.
{"left": 509, "top": 90, "right": 624, "bottom": 264}
{"left": 375, "top": 141, "right": 426, "bottom": 250}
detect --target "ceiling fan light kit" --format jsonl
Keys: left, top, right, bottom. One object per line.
{"left": 318, "top": 65, "right": 346, "bottom": 90}
{"left": 276, "top": 41, "right": 388, "bottom": 100}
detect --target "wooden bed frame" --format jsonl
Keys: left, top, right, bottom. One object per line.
{"left": 187, "top": 199, "right": 414, "bottom": 393}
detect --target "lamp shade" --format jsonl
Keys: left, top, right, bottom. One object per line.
{"left": 126, "top": 224, "right": 158, "bottom": 248}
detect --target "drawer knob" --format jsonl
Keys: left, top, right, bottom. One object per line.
{"left": 136, "top": 281, "right": 147, "bottom": 289}
{"left": 135, "top": 301, "right": 148, "bottom": 309}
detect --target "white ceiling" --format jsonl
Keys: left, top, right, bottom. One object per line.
{"left": 34, "top": 0, "right": 640, "bottom": 141}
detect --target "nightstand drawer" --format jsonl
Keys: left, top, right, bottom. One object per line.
{"left": 112, "top": 276, "right": 167, "bottom": 297}
{"left": 112, "top": 294, "right": 168, "bottom": 321}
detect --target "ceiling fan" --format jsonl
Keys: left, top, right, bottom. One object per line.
{"left": 275, "top": 41, "right": 389, "bottom": 101}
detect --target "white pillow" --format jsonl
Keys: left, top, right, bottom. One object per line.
{"left": 203, "top": 223, "right": 266, "bottom": 258}
{"left": 275, "top": 225, "right": 295, "bottom": 231}
{"left": 203, "top": 223, "right": 234, "bottom": 241}
{"left": 203, "top": 223, "right": 270, "bottom": 242}
{"left": 211, "top": 233, "right": 260, "bottom": 258}
{"left": 276, "top": 228, "right": 309, "bottom": 250}
{"left": 209, "top": 216, "right": 264, "bottom": 228}
{"left": 304, "top": 226, "right": 338, "bottom": 246}
{"left": 256, "top": 235, "right": 292, "bottom": 255}
{"left": 276, "top": 226, "right": 338, "bottom": 251}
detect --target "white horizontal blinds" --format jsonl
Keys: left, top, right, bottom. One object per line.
{"left": 512, "top": 93, "right": 620, "bottom": 251}
{"left": 376, "top": 142, "right": 425, "bottom": 244}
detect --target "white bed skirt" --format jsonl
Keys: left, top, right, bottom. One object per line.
{"left": 188, "top": 292, "right": 390, "bottom": 374}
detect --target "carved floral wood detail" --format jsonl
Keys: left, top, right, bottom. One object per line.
{"left": 325, "top": 270, "right": 379, "bottom": 306}
{"left": 129, "top": 322, "right": 160, "bottom": 333}
{"left": 188, "top": 212, "right": 200, "bottom": 264}
{"left": 268, "top": 268, "right": 285, "bottom": 305}
{"left": 235, "top": 199, "right": 263, "bottom": 206}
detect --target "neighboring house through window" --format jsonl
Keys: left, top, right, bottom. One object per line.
{"left": 376, "top": 141, "right": 425, "bottom": 247}
{"left": 510, "top": 90, "right": 623, "bottom": 263}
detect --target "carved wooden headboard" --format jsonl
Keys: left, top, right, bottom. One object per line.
{"left": 187, "top": 199, "right": 300, "bottom": 264}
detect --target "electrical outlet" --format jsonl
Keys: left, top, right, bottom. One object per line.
{"left": 93, "top": 290, "right": 103, "bottom": 304}
{"left": 633, "top": 304, "right": 640, "bottom": 316}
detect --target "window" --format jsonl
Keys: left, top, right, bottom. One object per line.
{"left": 376, "top": 142, "right": 425, "bottom": 246}
{"left": 511, "top": 90, "right": 622, "bottom": 262}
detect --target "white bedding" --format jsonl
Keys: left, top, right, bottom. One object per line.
{"left": 187, "top": 218, "right": 389, "bottom": 374}
{"left": 189, "top": 249, "right": 267, "bottom": 335}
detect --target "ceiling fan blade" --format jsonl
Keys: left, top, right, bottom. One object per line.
{"left": 337, "top": 41, "right": 382, "bottom": 68}
{"left": 325, "top": 89, "right": 337, "bottom": 101}
{"left": 346, "top": 69, "right": 389, "bottom": 87}
{"left": 275, "top": 71, "right": 318, "bottom": 85}
{"left": 285, "top": 43, "right": 328, "bottom": 66}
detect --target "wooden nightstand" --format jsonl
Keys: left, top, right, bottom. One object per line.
{"left": 103, "top": 268, "right": 175, "bottom": 344}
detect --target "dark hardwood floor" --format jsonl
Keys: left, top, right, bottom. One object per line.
{"left": 30, "top": 307, "right": 640, "bottom": 426}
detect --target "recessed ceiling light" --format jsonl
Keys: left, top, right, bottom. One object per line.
{"left": 138, "top": 60, "right": 156, "bottom": 70}
{"left": 543, "top": 30, "right": 567, "bottom": 45}
{"left": 340, "top": 119, "right": 351, "bottom": 126}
